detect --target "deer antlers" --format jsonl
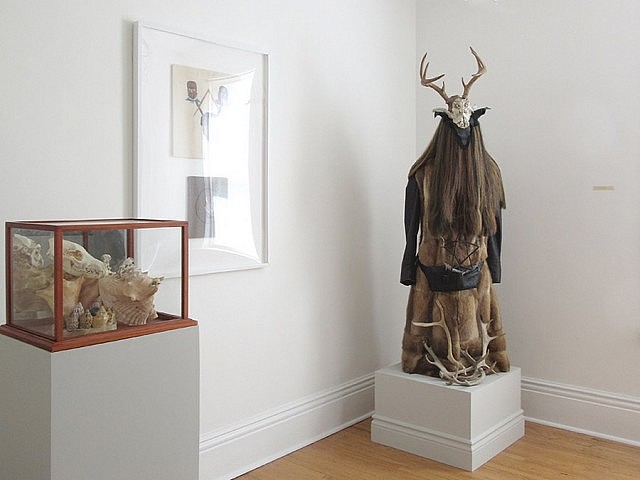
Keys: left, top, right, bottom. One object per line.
{"left": 413, "top": 305, "right": 500, "bottom": 387}
{"left": 419, "top": 52, "right": 450, "bottom": 103}
{"left": 462, "top": 47, "right": 486, "bottom": 98}
{"left": 419, "top": 47, "right": 486, "bottom": 102}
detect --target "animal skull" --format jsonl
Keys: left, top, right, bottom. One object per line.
{"left": 98, "top": 257, "right": 163, "bottom": 326}
{"left": 419, "top": 47, "right": 486, "bottom": 128}
{"left": 47, "top": 238, "right": 108, "bottom": 278}
{"left": 447, "top": 96, "right": 473, "bottom": 128}
{"left": 13, "top": 233, "right": 45, "bottom": 268}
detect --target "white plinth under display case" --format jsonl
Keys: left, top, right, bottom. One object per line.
{"left": 0, "top": 326, "right": 199, "bottom": 480}
{"left": 371, "top": 363, "right": 524, "bottom": 471}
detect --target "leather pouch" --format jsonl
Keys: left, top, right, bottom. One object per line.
{"left": 419, "top": 262, "right": 482, "bottom": 292}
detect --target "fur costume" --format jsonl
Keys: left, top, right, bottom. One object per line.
{"left": 400, "top": 49, "right": 509, "bottom": 381}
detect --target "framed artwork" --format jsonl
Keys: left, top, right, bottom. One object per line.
{"left": 133, "top": 21, "right": 268, "bottom": 276}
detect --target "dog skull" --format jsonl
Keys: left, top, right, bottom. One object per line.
{"left": 47, "top": 238, "right": 108, "bottom": 278}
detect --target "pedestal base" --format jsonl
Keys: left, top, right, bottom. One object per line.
{"left": 371, "top": 363, "right": 524, "bottom": 471}
{"left": 0, "top": 326, "right": 199, "bottom": 480}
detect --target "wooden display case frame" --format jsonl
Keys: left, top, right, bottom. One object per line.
{"left": 1, "top": 218, "right": 197, "bottom": 352}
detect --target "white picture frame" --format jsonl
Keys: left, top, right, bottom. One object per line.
{"left": 133, "top": 21, "right": 268, "bottom": 276}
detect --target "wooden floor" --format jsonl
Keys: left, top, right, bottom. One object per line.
{"left": 237, "top": 418, "right": 640, "bottom": 479}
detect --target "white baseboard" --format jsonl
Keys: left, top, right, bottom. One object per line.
{"left": 521, "top": 376, "right": 640, "bottom": 447}
{"left": 199, "top": 373, "right": 374, "bottom": 480}
{"left": 199, "top": 372, "right": 639, "bottom": 480}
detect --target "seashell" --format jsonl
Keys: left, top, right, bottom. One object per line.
{"left": 101, "top": 254, "right": 112, "bottom": 272}
{"left": 91, "top": 305, "right": 109, "bottom": 328}
{"left": 65, "top": 316, "right": 79, "bottom": 330}
{"left": 88, "top": 299, "right": 101, "bottom": 316}
{"left": 78, "top": 310, "right": 93, "bottom": 329}
{"left": 36, "top": 275, "right": 84, "bottom": 318}
{"left": 78, "top": 278, "right": 100, "bottom": 311}
{"left": 98, "top": 258, "right": 162, "bottom": 326}
{"left": 106, "top": 307, "right": 117, "bottom": 325}
{"left": 65, "top": 303, "right": 84, "bottom": 330}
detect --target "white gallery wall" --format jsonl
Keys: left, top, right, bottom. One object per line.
{"left": 1, "top": 0, "right": 639, "bottom": 478}
{"left": 416, "top": 0, "right": 640, "bottom": 443}
{"left": 0, "top": 1, "right": 416, "bottom": 478}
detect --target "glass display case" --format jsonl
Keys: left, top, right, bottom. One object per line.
{"left": 1, "top": 219, "right": 197, "bottom": 351}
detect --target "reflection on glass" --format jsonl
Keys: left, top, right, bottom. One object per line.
{"left": 175, "top": 66, "right": 260, "bottom": 261}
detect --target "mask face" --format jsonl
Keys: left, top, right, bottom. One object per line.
{"left": 447, "top": 97, "right": 472, "bottom": 129}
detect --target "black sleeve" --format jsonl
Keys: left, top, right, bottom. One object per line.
{"left": 486, "top": 209, "right": 502, "bottom": 283}
{"left": 400, "top": 176, "right": 421, "bottom": 286}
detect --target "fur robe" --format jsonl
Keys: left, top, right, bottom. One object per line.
{"left": 400, "top": 111, "right": 509, "bottom": 377}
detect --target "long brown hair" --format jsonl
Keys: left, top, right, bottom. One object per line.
{"left": 410, "top": 119, "right": 505, "bottom": 239}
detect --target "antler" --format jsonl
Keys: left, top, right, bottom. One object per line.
{"left": 461, "top": 47, "right": 486, "bottom": 99}
{"left": 414, "top": 301, "right": 499, "bottom": 387}
{"left": 419, "top": 52, "right": 450, "bottom": 104}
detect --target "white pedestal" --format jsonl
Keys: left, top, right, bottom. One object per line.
{"left": 371, "top": 363, "right": 524, "bottom": 471}
{"left": 0, "top": 326, "right": 199, "bottom": 480}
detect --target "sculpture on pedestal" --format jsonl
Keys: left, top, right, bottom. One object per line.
{"left": 400, "top": 48, "right": 509, "bottom": 385}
